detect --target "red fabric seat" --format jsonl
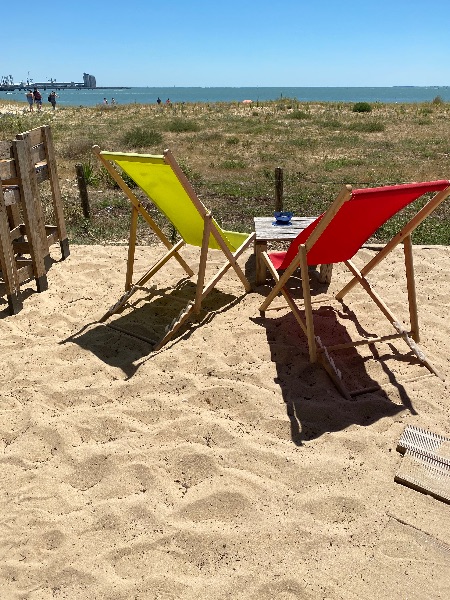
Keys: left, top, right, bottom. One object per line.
{"left": 269, "top": 181, "right": 450, "bottom": 270}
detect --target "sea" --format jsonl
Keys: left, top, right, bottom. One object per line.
{"left": 1, "top": 86, "right": 450, "bottom": 107}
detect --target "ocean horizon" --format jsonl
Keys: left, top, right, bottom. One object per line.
{"left": 1, "top": 86, "right": 449, "bottom": 107}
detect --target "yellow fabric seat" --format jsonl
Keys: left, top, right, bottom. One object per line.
{"left": 101, "top": 152, "right": 248, "bottom": 252}
{"left": 94, "top": 147, "right": 255, "bottom": 350}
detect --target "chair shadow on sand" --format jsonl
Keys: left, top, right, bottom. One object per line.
{"left": 252, "top": 270, "right": 418, "bottom": 445}
{"left": 61, "top": 278, "right": 244, "bottom": 379}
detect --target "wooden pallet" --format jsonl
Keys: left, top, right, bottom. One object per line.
{"left": 395, "top": 425, "right": 450, "bottom": 504}
{"left": 14, "top": 125, "right": 70, "bottom": 263}
{"left": 397, "top": 424, "right": 450, "bottom": 459}
{"left": 0, "top": 126, "right": 69, "bottom": 314}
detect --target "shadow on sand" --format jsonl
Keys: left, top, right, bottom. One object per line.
{"left": 252, "top": 271, "right": 418, "bottom": 444}
{"left": 0, "top": 255, "right": 62, "bottom": 319}
{"left": 61, "top": 278, "right": 245, "bottom": 379}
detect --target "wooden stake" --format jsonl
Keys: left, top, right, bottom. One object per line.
{"left": 403, "top": 234, "right": 419, "bottom": 342}
{"left": 275, "top": 167, "right": 283, "bottom": 212}
{"left": 75, "top": 163, "right": 91, "bottom": 219}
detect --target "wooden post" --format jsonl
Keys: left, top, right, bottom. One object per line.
{"left": 75, "top": 163, "right": 91, "bottom": 218}
{"left": 13, "top": 137, "right": 49, "bottom": 290}
{"left": 275, "top": 167, "right": 283, "bottom": 212}
{"left": 40, "top": 126, "right": 70, "bottom": 259}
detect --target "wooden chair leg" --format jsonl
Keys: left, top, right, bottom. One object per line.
{"left": 195, "top": 214, "right": 212, "bottom": 314}
{"left": 259, "top": 254, "right": 301, "bottom": 313}
{"left": 299, "top": 245, "right": 317, "bottom": 362}
{"left": 255, "top": 241, "right": 268, "bottom": 285}
{"left": 126, "top": 206, "right": 139, "bottom": 291}
{"left": 403, "top": 234, "right": 419, "bottom": 342}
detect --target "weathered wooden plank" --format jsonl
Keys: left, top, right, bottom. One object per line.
{"left": 254, "top": 216, "right": 316, "bottom": 241}
{"left": 0, "top": 158, "right": 18, "bottom": 181}
{"left": 397, "top": 424, "right": 450, "bottom": 459}
{"left": 16, "top": 259, "right": 35, "bottom": 284}
{"left": 0, "top": 158, "right": 46, "bottom": 182}
{"left": 41, "top": 126, "right": 69, "bottom": 257}
{"left": 395, "top": 449, "right": 450, "bottom": 504}
{"left": 16, "top": 127, "right": 44, "bottom": 147}
{"left": 12, "top": 136, "right": 49, "bottom": 290}
{"left": 0, "top": 125, "right": 69, "bottom": 311}
{"left": 7, "top": 202, "right": 22, "bottom": 231}
{"left": 9, "top": 225, "right": 23, "bottom": 241}
{"left": 0, "top": 187, "right": 22, "bottom": 313}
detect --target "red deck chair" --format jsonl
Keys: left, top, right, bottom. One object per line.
{"left": 259, "top": 180, "right": 450, "bottom": 398}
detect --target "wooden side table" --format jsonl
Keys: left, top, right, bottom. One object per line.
{"left": 253, "top": 216, "right": 333, "bottom": 285}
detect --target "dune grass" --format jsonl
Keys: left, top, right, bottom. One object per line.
{"left": 1, "top": 97, "right": 450, "bottom": 245}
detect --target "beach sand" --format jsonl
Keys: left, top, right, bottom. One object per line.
{"left": 1, "top": 242, "right": 449, "bottom": 599}
{"left": 0, "top": 102, "right": 29, "bottom": 115}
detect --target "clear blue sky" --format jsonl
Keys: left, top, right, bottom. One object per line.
{"left": 4, "top": 1, "right": 449, "bottom": 87}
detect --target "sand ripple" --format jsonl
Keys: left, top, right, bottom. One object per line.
{"left": 1, "top": 244, "right": 449, "bottom": 599}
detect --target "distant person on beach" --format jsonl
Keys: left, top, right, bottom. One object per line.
{"left": 165, "top": 98, "right": 171, "bottom": 105}
{"left": 157, "top": 97, "right": 162, "bottom": 105}
{"left": 33, "top": 87, "right": 42, "bottom": 111}
{"left": 103, "top": 98, "right": 108, "bottom": 105}
{"left": 111, "top": 97, "right": 116, "bottom": 105}
{"left": 25, "top": 90, "right": 34, "bottom": 111}
{"left": 48, "top": 91, "right": 58, "bottom": 110}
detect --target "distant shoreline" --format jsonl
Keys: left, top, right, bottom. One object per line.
{"left": 1, "top": 85, "right": 449, "bottom": 110}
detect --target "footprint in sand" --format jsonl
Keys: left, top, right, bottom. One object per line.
{"left": 176, "top": 489, "right": 251, "bottom": 522}
{"left": 66, "top": 454, "right": 110, "bottom": 491}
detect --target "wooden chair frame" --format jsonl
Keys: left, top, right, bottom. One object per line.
{"left": 93, "top": 146, "right": 255, "bottom": 350}
{"left": 259, "top": 183, "right": 450, "bottom": 398}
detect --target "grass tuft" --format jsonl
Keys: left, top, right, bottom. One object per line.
{"left": 165, "top": 118, "right": 200, "bottom": 133}
{"left": 347, "top": 120, "right": 385, "bottom": 132}
{"left": 122, "top": 127, "right": 163, "bottom": 148}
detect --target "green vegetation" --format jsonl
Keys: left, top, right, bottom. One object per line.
{"left": 1, "top": 97, "right": 449, "bottom": 245}
{"left": 352, "top": 101, "right": 372, "bottom": 113}
{"left": 122, "top": 126, "right": 163, "bottom": 148}
{"left": 80, "top": 160, "right": 99, "bottom": 186}
{"left": 347, "top": 120, "right": 385, "bottom": 132}
{"left": 288, "top": 110, "right": 311, "bottom": 120}
{"left": 165, "top": 118, "right": 200, "bottom": 132}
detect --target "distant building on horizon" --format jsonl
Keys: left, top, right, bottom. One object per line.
{"left": 83, "top": 73, "right": 96, "bottom": 88}
{"left": 0, "top": 72, "right": 132, "bottom": 92}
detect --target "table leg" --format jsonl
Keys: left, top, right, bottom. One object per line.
{"left": 318, "top": 263, "right": 333, "bottom": 284}
{"left": 255, "top": 240, "right": 267, "bottom": 286}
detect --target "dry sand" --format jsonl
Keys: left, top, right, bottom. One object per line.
{"left": 0, "top": 102, "right": 29, "bottom": 115}
{"left": 1, "top": 242, "right": 449, "bottom": 599}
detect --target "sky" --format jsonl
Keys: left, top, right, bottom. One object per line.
{"left": 3, "top": 1, "right": 450, "bottom": 87}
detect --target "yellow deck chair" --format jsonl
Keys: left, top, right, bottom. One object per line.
{"left": 93, "top": 146, "right": 255, "bottom": 350}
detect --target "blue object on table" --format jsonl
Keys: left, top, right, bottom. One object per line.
{"left": 273, "top": 211, "right": 293, "bottom": 225}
